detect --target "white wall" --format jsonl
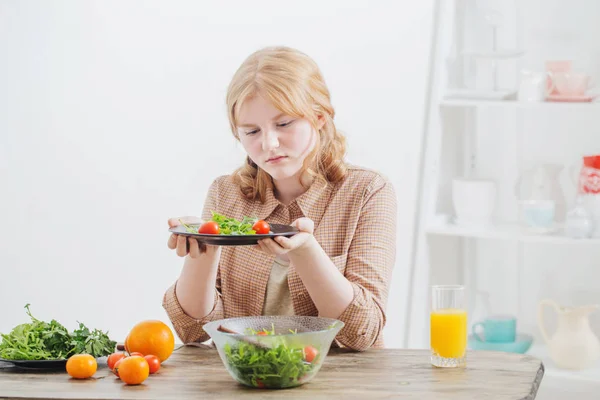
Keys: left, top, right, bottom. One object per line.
{"left": 0, "top": 0, "right": 434, "bottom": 347}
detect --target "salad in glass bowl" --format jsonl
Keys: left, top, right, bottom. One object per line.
{"left": 203, "top": 316, "right": 344, "bottom": 389}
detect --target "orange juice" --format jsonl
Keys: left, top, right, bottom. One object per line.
{"left": 430, "top": 308, "right": 467, "bottom": 358}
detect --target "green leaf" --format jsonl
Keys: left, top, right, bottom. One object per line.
{"left": 0, "top": 305, "right": 116, "bottom": 360}
{"left": 223, "top": 327, "right": 316, "bottom": 388}
{"left": 210, "top": 212, "right": 261, "bottom": 236}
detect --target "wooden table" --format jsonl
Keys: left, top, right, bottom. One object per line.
{"left": 0, "top": 345, "right": 544, "bottom": 399}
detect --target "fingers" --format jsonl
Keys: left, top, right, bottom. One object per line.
{"left": 259, "top": 238, "right": 287, "bottom": 255}
{"left": 181, "top": 216, "right": 204, "bottom": 225}
{"left": 176, "top": 235, "right": 189, "bottom": 257}
{"left": 273, "top": 236, "right": 292, "bottom": 249}
{"left": 276, "top": 233, "right": 312, "bottom": 251}
{"left": 256, "top": 240, "right": 269, "bottom": 254}
{"left": 168, "top": 216, "right": 204, "bottom": 228}
{"left": 168, "top": 233, "right": 178, "bottom": 249}
{"left": 188, "top": 237, "right": 202, "bottom": 258}
{"left": 293, "top": 217, "right": 314, "bottom": 234}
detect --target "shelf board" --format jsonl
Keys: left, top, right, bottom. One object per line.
{"left": 461, "top": 49, "right": 525, "bottom": 59}
{"left": 440, "top": 98, "right": 600, "bottom": 108}
{"left": 527, "top": 344, "right": 600, "bottom": 382}
{"left": 426, "top": 221, "right": 600, "bottom": 244}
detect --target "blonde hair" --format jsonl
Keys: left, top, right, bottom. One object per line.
{"left": 226, "top": 46, "right": 347, "bottom": 203}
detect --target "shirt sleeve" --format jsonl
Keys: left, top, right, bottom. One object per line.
{"left": 162, "top": 178, "right": 224, "bottom": 344}
{"left": 162, "top": 281, "right": 223, "bottom": 344}
{"left": 334, "top": 176, "right": 397, "bottom": 351}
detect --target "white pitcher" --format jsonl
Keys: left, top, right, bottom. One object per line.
{"left": 538, "top": 299, "right": 600, "bottom": 369}
{"left": 515, "top": 163, "right": 567, "bottom": 222}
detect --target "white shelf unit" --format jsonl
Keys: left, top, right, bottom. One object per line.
{"left": 441, "top": 98, "right": 600, "bottom": 109}
{"left": 427, "top": 219, "right": 600, "bottom": 245}
{"left": 527, "top": 344, "right": 600, "bottom": 383}
{"left": 407, "top": 0, "right": 600, "bottom": 385}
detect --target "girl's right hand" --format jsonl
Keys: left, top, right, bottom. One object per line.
{"left": 167, "top": 216, "right": 207, "bottom": 258}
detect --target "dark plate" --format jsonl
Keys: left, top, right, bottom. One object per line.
{"left": 0, "top": 357, "right": 68, "bottom": 370}
{"left": 169, "top": 223, "right": 299, "bottom": 246}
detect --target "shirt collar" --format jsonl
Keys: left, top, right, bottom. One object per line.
{"left": 254, "top": 177, "right": 332, "bottom": 225}
{"left": 294, "top": 177, "right": 330, "bottom": 224}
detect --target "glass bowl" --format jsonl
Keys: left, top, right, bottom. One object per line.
{"left": 203, "top": 316, "right": 344, "bottom": 389}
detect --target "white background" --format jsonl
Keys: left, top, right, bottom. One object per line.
{"left": 0, "top": 0, "right": 434, "bottom": 347}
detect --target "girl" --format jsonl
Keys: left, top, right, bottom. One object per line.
{"left": 163, "top": 46, "right": 396, "bottom": 351}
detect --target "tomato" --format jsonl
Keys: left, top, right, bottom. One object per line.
{"left": 303, "top": 346, "right": 318, "bottom": 363}
{"left": 66, "top": 354, "right": 97, "bottom": 379}
{"left": 252, "top": 220, "right": 270, "bottom": 234}
{"left": 257, "top": 331, "right": 269, "bottom": 336}
{"left": 107, "top": 352, "right": 126, "bottom": 370}
{"left": 129, "top": 352, "right": 144, "bottom": 357}
{"left": 144, "top": 354, "right": 161, "bottom": 374}
{"left": 116, "top": 356, "right": 149, "bottom": 385}
{"left": 112, "top": 358, "right": 123, "bottom": 377}
{"left": 199, "top": 221, "right": 220, "bottom": 234}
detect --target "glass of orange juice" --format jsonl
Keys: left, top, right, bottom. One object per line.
{"left": 430, "top": 285, "right": 467, "bottom": 368}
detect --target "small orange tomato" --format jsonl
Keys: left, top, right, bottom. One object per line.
{"left": 144, "top": 355, "right": 161, "bottom": 374}
{"left": 112, "top": 358, "right": 124, "bottom": 377}
{"left": 129, "top": 352, "right": 144, "bottom": 357}
{"left": 117, "top": 356, "right": 149, "bottom": 385}
{"left": 303, "top": 346, "right": 318, "bottom": 363}
{"left": 107, "top": 352, "right": 126, "bottom": 370}
{"left": 66, "top": 354, "right": 97, "bottom": 379}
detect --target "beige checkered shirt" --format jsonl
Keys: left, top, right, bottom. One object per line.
{"left": 162, "top": 165, "right": 397, "bottom": 351}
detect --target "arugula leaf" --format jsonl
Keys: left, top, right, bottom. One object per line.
{"left": 178, "top": 219, "right": 198, "bottom": 234}
{"left": 211, "top": 212, "right": 257, "bottom": 235}
{"left": 70, "top": 322, "right": 116, "bottom": 358}
{"left": 0, "top": 304, "right": 116, "bottom": 360}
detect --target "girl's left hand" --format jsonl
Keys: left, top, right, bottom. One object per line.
{"left": 255, "top": 217, "right": 315, "bottom": 256}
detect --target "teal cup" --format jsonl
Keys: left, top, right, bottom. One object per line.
{"left": 472, "top": 315, "right": 516, "bottom": 343}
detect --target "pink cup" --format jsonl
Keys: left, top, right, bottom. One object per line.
{"left": 552, "top": 72, "right": 592, "bottom": 96}
{"left": 546, "top": 60, "right": 571, "bottom": 95}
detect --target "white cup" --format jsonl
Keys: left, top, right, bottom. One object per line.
{"left": 452, "top": 178, "right": 497, "bottom": 226}
{"left": 518, "top": 70, "right": 553, "bottom": 102}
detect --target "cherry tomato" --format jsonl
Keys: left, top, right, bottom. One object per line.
{"left": 303, "top": 346, "right": 318, "bottom": 363}
{"left": 116, "top": 356, "right": 149, "bottom": 385}
{"left": 252, "top": 220, "right": 270, "bottom": 234}
{"left": 199, "top": 221, "right": 220, "bottom": 234}
{"left": 66, "top": 354, "right": 97, "bottom": 379}
{"left": 107, "top": 352, "right": 126, "bottom": 370}
{"left": 129, "top": 352, "right": 144, "bottom": 357}
{"left": 112, "top": 358, "right": 124, "bottom": 377}
{"left": 257, "top": 331, "right": 269, "bottom": 336}
{"left": 144, "top": 354, "right": 161, "bottom": 374}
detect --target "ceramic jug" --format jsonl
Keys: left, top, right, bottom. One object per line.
{"left": 515, "top": 163, "right": 566, "bottom": 221}
{"left": 538, "top": 299, "right": 600, "bottom": 369}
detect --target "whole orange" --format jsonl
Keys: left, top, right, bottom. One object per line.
{"left": 125, "top": 320, "right": 175, "bottom": 362}
{"left": 66, "top": 354, "right": 97, "bottom": 379}
{"left": 116, "top": 356, "right": 149, "bottom": 385}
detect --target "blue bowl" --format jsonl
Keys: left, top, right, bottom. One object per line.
{"left": 468, "top": 333, "right": 533, "bottom": 354}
